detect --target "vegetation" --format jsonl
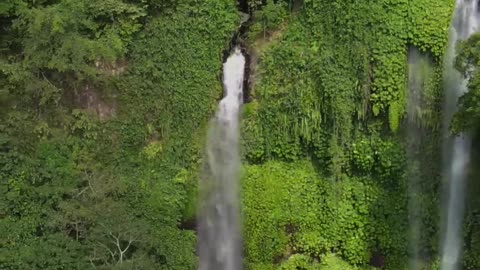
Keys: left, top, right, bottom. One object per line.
{"left": 1, "top": 0, "right": 480, "bottom": 269}
{"left": 1, "top": 0, "right": 238, "bottom": 269}
{"left": 453, "top": 32, "right": 480, "bottom": 134}
{"left": 452, "top": 31, "right": 480, "bottom": 270}
{"left": 241, "top": 0, "right": 453, "bottom": 269}
{"left": 242, "top": 161, "right": 407, "bottom": 269}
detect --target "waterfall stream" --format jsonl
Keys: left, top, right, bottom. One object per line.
{"left": 198, "top": 47, "right": 245, "bottom": 270}
{"left": 441, "top": 1, "right": 479, "bottom": 269}
{"left": 407, "top": 47, "right": 429, "bottom": 270}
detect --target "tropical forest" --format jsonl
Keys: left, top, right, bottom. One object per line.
{"left": 1, "top": 0, "right": 480, "bottom": 269}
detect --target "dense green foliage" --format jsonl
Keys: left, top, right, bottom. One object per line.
{"left": 242, "top": 161, "right": 407, "bottom": 269}
{"left": 453, "top": 32, "right": 480, "bottom": 134}
{"left": 241, "top": 0, "right": 454, "bottom": 269}
{"left": 1, "top": 0, "right": 239, "bottom": 269}
{"left": 2, "top": 0, "right": 480, "bottom": 270}
{"left": 243, "top": 0, "right": 453, "bottom": 166}
{"left": 452, "top": 32, "right": 480, "bottom": 270}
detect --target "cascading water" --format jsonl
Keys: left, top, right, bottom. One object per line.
{"left": 407, "top": 47, "right": 429, "bottom": 270}
{"left": 441, "top": 1, "right": 479, "bottom": 269}
{"left": 198, "top": 47, "right": 245, "bottom": 270}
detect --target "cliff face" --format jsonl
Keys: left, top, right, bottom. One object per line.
{"left": 0, "top": 1, "right": 239, "bottom": 269}
{"left": 240, "top": 0, "right": 453, "bottom": 268}
{"left": 2, "top": 0, "right": 480, "bottom": 269}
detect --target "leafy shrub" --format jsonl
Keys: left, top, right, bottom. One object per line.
{"left": 242, "top": 160, "right": 408, "bottom": 269}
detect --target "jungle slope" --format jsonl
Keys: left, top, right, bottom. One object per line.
{"left": 241, "top": 0, "right": 456, "bottom": 269}
{"left": 0, "top": 0, "right": 239, "bottom": 269}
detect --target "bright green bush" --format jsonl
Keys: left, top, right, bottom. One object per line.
{"left": 242, "top": 161, "right": 409, "bottom": 269}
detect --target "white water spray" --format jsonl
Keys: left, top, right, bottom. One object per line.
{"left": 441, "top": 1, "right": 478, "bottom": 269}
{"left": 198, "top": 47, "right": 245, "bottom": 270}
{"left": 407, "top": 47, "right": 430, "bottom": 270}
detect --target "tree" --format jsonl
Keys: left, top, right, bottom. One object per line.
{"left": 453, "top": 32, "right": 480, "bottom": 134}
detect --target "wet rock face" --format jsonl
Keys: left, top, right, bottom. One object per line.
{"left": 292, "top": 0, "right": 303, "bottom": 12}
{"left": 76, "top": 84, "right": 116, "bottom": 121}
{"left": 220, "top": 2, "right": 253, "bottom": 105}
{"left": 95, "top": 59, "right": 128, "bottom": 76}
{"left": 73, "top": 59, "right": 124, "bottom": 120}
{"left": 369, "top": 251, "right": 385, "bottom": 269}
{"left": 238, "top": 0, "right": 249, "bottom": 14}
{"left": 241, "top": 47, "right": 252, "bottom": 104}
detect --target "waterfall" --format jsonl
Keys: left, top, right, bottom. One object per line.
{"left": 407, "top": 47, "right": 429, "bottom": 270}
{"left": 198, "top": 47, "right": 245, "bottom": 270}
{"left": 441, "top": 1, "right": 479, "bottom": 269}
